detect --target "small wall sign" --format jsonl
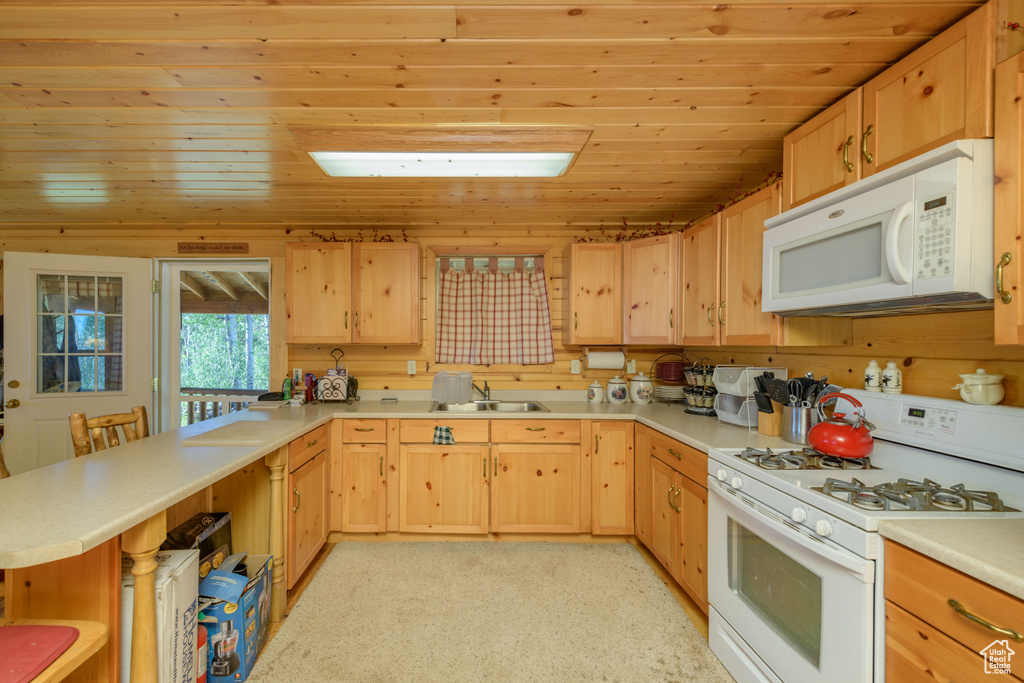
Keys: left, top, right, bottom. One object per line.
{"left": 177, "top": 242, "right": 249, "bottom": 255}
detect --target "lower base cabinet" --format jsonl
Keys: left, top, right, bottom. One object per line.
{"left": 491, "top": 444, "right": 581, "bottom": 533}
{"left": 339, "top": 443, "right": 387, "bottom": 532}
{"left": 399, "top": 444, "right": 490, "bottom": 533}
{"left": 288, "top": 449, "right": 327, "bottom": 589}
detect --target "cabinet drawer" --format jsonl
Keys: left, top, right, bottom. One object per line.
{"left": 490, "top": 420, "right": 581, "bottom": 444}
{"left": 342, "top": 419, "right": 387, "bottom": 443}
{"left": 648, "top": 430, "right": 706, "bottom": 484}
{"left": 885, "top": 540, "right": 1024, "bottom": 656}
{"left": 399, "top": 419, "right": 489, "bottom": 443}
{"left": 289, "top": 424, "right": 328, "bottom": 472}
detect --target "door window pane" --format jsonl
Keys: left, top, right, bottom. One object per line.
{"left": 35, "top": 273, "right": 124, "bottom": 394}
{"left": 729, "top": 518, "right": 823, "bottom": 667}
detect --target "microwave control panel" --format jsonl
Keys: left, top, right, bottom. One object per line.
{"left": 915, "top": 191, "right": 955, "bottom": 279}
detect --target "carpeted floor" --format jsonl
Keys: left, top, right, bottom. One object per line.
{"left": 248, "top": 542, "right": 734, "bottom": 682}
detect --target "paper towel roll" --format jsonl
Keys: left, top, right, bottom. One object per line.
{"left": 586, "top": 351, "right": 626, "bottom": 370}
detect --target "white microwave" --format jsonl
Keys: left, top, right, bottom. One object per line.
{"left": 763, "top": 139, "right": 994, "bottom": 316}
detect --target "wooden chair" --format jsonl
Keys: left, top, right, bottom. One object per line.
{"left": 68, "top": 406, "right": 150, "bottom": 457}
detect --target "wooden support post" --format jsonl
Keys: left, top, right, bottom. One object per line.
{"left": 265, "top": 445, "right": 288, "bottom": 622}
{"left": 120, "top": 509, "right": 167, "bottom": 683}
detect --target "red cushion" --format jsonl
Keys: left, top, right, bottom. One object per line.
{"left": 0, "top": 625, "right": 79, "bottom": 683}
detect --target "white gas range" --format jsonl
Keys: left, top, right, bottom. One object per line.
{"left": 705, "top": 389, "right": 1024, "bottom": 683}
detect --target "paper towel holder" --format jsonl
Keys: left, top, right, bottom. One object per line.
{"left": 580, "top": 346, "right": 627, "bottom": 378}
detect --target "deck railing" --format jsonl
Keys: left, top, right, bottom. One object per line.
{"left": 179, "top": 388, "right": 267, "bottom": 425}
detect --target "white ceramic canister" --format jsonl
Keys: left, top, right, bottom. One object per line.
{"left": 629, "top": 372, "right": 653, "bottom": 404}
{"left": 587, "top": 381, "right": 604, "bottom": 404}
{"left": 864, "top": 360, "right": 882, "bottom": 392}
{"left": 953, "top": 368, "right": 1005, "bottom": 405}
{"left": 881, "top": 362, "right": 903, "bottom": 394}
{"left": 606, "top": 376, "right": 628, "bottom": 404}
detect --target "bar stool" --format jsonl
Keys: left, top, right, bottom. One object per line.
{"left": 68, "top": 406, "right": 149, "bottom": 457}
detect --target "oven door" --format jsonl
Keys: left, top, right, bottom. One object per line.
{"left": 707, "top": 479, "right": 875, "bottom": 683}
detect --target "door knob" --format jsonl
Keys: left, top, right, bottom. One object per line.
{"left": 7, "top": 380, "right": 19, "bottom": 389}
{"left": 4, "top": 399, "right": 20, "bottom": 409}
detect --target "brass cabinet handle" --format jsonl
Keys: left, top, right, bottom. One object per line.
{"left": 595, "top": 434, "right": 600, "bottom": 455}
{"left": 354, "top": 311, "right": 359, "bottom": 329}
{"left": 494, "top": 456, "right": 498, "bottom": 477}
{"left": 668, "top": 448, "right": 683, "bottom": 460}
{"left": 574, "top": 312, "right": 578, "bottom": 330}
{"left": 674, "top": 488, "right": 681, "bottom": 513}
{"left": 948, "top": 599, "right": 1023, "bottom": 641}
{"left": 4, "top": 399, "right": 20, "bottom": 409}
{"left": 292, "top": 487, "right": 300, "bottom": 513}
{"left": 861, "top": 124, "right": 874, "bottom": 164}
{"left": 525, "top": 427, "right": 546, "bottom": 432}
{"left": 484, "top": 456, "right": 488, "bottom": 478}
{"left": 380, "top": 455, "right": 384, "bottom": 477}
{"left": 669, "top": 307, "right": 674, "bottom": 329}
{"left": 345, "top": 311, "right": 349, "bottom": 329}
{"left": 354, "top": 427, "right": 375, "bottom": 432}
{"left": 306, "top": 439, "right": 319, "bottom": 447}
{"left": 842, "top": 135, "right": 855, "bottom": 172}
{"left": 708, "top": 303, "right": 716, "bottom": 327}
{"left": 667, "top": 485, "right": 681, "bottom": 513}
{"left": 719, "top": 300, "right": 725, "bottom": 325}
{"left": 997, "top": 252, "right": 1013, "bottom": 304}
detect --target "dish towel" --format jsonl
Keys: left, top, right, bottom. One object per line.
{"left": 432, "top": 426, "right": 456, "bottom": 445}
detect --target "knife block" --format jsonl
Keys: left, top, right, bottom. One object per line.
{"left": 758, "top": 400, "right": 784, "bottom": 437}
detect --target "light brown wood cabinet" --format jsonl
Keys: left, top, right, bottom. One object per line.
{"left": 287, "top": 425, "right": 328, "bottom": 588}
{"left": 564, "top": 242, "right": 623, "bottom": 345}
{"left": 884, "top": 540, "right": 1024, "bottom": 681}
{"left": 678, "top": 215, "right": 722, "bottom": 346}
{"left": 589, "top": 421, "right": 634, "bottom": 535}
{"left": 334, "top": 419, "right": 388, "bottom": 533}
{"left": 633, "top": 424, "right": 652, "bottom": 548}
{"left": 491, "top": 444, "right": 581, "bottom": 533}
{"left": 995, "top": 52, "right": 1024, "bottom": 346}
{"left": 623, "top": 233, "right": 679, "bottom": 345}
{"left": 641, "top": 428, "right": 708, "bottom": 613}
{"left": 783, "top": 2, "right": 995, "bottom": 212}
{"left": 285, "top": 241, "right": 421, "bottom": 345}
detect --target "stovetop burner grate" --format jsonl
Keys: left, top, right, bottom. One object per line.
{"left": 813, "top": 477, "right": 1018, "bottom": 512}
{"left": 738, "top": 446, "right": 876, "bottom": 471}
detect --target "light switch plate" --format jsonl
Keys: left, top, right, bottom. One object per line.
{"left": 627, "top": 359, "right": 636, "bottom": 373}
{"left": 407, "top": 360, "right": 417, "bottom": 375}
{"left": 570, "top": 359, "right": 581, "bottom": 374}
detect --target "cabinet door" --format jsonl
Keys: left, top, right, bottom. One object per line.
{"left": 720, "top": 182, "right": 781, "bottom": 346}
{"left": 649, "top": 457, "right": 681, "bottom": 578}
{"left": 288, "top": 451, "right": 327, "bottom": 588}
{"left": 285, "top": 242, "right": 352, "bottom": 344}
{"left": 781, "top": 91, "right": 863, "bottom": 211}
{"left": 590, "top": 421, "right": 634, "bottom": 535}
{"left": 399, "top": 445, "right": 489, "bottom": 533}
{"left": 863, "top": 2, "right": 994, "bottom": 176}
{"left": 623, "top": 234, "right": 679, "bottom": 345}
{"left": 678, "top": 475, "right": 708, "bottom": 612}
{"left": 339, "top": 443, "right": 387, "bottom": 533}
{"left": 633, "top": 425, "right": 652, "bottom": 548}
{"left": 565, "top": 242, "right": 622, "bottom": 345}
{"left": 491, "top": 444, "right": 580, "bottom": 533}
{"left": 678, "top": 215, "right": 721, "bottom": 346}
{"left": 995, "top": 54, "right": 1024, "bottom": 346}
{"left": 352, "top": 242, "right": 421, "bottom": 344}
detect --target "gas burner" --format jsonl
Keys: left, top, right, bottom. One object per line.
{"left": 813, "top": 477, "right": 1018, "bottom": 512}
{"left": 738, "top": 447, "right": 876, "bottom": 471}
{"left": 885, "top": 479, "right": 1016, "bottom": 512}
{"left": 816, "top": 478, "right": 924, "bottom": 511}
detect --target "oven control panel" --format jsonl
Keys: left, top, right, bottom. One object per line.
{"left": 899, "top": 404, "right": 957, "bottom": 434}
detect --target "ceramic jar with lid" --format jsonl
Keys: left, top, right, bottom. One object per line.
{"left": 587, "top": 381, "right": 604, "bottom": 404}
{"left": 953, "top": 368, "right": 1004, "bottom": 405}
{"left": 606, "top": 376, "right": 628, "bottom": 404}
{"left": 629, "top": 372, "right": 653, "bottom": 404}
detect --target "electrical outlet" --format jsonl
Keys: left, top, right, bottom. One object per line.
{"left": 626, "top": 359, "right": 636, "bottom": 374}
{"left": 570, "top": 359, "right": 581, "bottom": 374}
{"left": 407, "top": 360, "right": 417, "bottom": 375}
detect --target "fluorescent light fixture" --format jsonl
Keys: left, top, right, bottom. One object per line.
{"left": 309, "top": 151, "right": 574, "bottom": 177}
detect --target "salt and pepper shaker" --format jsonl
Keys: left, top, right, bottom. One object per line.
{"left": 864, "top": 360, "right": 882, "bottom": 392}
{"left": 881, "top": 362, "right": 903, "bottom": 394}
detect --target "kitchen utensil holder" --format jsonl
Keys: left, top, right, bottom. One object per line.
{"left": 782, "top": 405, "right": 820, "bottom": 445}
{"left": 758, "top": 400, "right": 784, "bottom": 436}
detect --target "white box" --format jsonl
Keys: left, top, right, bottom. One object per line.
{"left": 122, "top": 549, "right": 200, "bottom": 683}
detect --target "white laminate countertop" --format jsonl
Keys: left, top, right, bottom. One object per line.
{"left": 879, "top": 519, "right": 1024, "bottom": 601}
{"left": 0, "top": 396, "right": 785, "bottom": 569}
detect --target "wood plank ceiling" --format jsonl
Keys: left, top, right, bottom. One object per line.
{"left": 0, "top": 1, "right": 985, "bottom": 233}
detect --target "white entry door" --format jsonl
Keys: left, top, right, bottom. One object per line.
{"left": 3, "top": 252, "right": 154, "bottom": 475}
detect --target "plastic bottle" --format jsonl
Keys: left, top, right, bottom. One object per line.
{"left": 282, "top": 377, "right": 292, "bottom": 400}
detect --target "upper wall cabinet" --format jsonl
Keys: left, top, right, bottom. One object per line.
{"left": 623, "top": 234, "right": 679, "bottom": 345}
{"left": 286, "top": 243, "right": 353, "bottom": 344}
{"left": 564, "top": 243, "right": 622, "bottom": 345}
{"left": 678, "top": 215, "right": 721, "bottom": 346}
{"left": 285, "top": 242, "right": 421, "bottom": 345}
{"left": 783, "top": 2, "right": 995, "bottom": 211}
{"left": 994, "top": 53, "right": 1024, "bottom": 345}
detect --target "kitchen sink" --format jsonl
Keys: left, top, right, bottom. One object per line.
{"left": 428, "top": 401, "right": 548, "bottom": 413}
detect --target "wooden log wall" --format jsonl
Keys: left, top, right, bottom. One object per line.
{"left": 1, "top": 227, "right": 1022, "bottom": 407}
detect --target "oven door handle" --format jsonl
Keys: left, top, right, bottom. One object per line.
{"left": 709, "top": 479, "right": 874, "bottom": 581}
{"left": 884, "top": 200, "right": 914, "bottom": 286}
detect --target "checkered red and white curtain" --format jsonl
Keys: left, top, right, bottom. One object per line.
{"left": 436, "top": 257, "right": 554, "bottom": 365}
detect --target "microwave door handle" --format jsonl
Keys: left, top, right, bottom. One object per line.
{"left": 885, "top": 201, "right": 914, "bottom": 285}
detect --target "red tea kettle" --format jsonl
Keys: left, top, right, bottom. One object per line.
{"left": 807, "top": 392, "right": 876, "bottom": 458}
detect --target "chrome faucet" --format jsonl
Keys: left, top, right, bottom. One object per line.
{"left": 472, "top": 381, "right": 490, "bottom": 401}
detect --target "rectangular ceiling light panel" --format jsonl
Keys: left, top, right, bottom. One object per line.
{"left": 309, "top": 151, "right": 574, "bottom": 177}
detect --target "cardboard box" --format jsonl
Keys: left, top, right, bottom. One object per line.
{"left": 121, "top": 549, "right": 200, "bottom": 683}
{"left": 161, "top": 512, "right": 233, "bottom": 579}
{"left": 198, "top": 554, "right": 272, "bottom": 683}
